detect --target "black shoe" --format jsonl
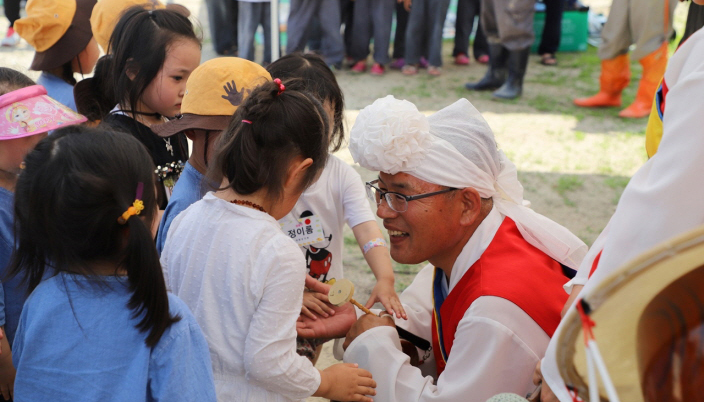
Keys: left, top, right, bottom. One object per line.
{"left": 493, "top": 47, "right": 530, "bottom": 100}
{"left": 465, "top": 44, "right": 508, "bottom": 91}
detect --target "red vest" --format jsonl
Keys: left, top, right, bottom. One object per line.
{"left": 431, "top": 218, "right": 569, "bottom": 375}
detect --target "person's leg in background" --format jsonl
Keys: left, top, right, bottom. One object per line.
{"left": 287, "top": 0, "right": 318, "bottom": 54}
{"left": 402, "top": 0, "right": 427, "bottom": 74}
{"left": 391, "top": 1, "right": 408, "bottom": 68}
{"left": 537, "top": 0, "right": 564, "bottom": 66}
{"left": 2, "top": 0, "right": 21, "bottom": 47}
{"left": 617, "top": 0, "right": 676, "bottom": 118}
{"left": 573, "top": 0, "right": 632, "bottom": 108}
{"left": 206, "top": 0, "right": 238, "bottom": 55}
{"left": 369, "top": 0, "right": 394, "bottom": 73}
{"left": 679, "top": 1, "right": 704, "bottom": 46}
{"left": 349, "top": 0, "right": 373, "bottom": 72}
{"left": 466, "top": 0, "right": 510, "bottom": 90}
{"left": 426, "top": 0, "right": 452, "bottom": 74}
{"left": 453, "top": 0, "right": 474, "bottom": 65}
{"left": 472, "top": 0, "right": 490, "bottom": 63}
{"left": 488, "top": 0, "right": 535, "bottom": 99}
{"left": 238, "top": 2, "right": 259, "bottom": 61}
{"left": 340, "top": 0, "right": 356, "bottom": 61}
{"left": 261, "top": 2, "right": 272, "bottom": 65}
{"left": 317, "top": 0, "right": 345, "bottom": 68}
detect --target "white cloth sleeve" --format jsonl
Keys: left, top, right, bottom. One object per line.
{"left": 343, "top": 296, "right": 547, "bottom": 402}
{"left": 243, "top": 240, "right": 321, "bottom": 399}
{"left": 339, "top": 160, "right": 376, "bottom": 229}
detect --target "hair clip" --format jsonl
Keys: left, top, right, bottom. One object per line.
{"left": 273, "top": 78, "right": 285, "bottom": 96}
{"left": 118, "top": 182, "right": 145, "bottom": 224}
{"left": 242, "top": 119, "right": 252, "bottom": 124}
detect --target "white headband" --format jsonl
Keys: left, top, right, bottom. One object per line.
{"left": 350, "top": 96, "right": 587, "bottom": 269}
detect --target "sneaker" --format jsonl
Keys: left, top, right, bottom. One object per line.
{"left": 428, "top": 66, "right": 442, "bottom": 76}
{"left": 370, "top": 63, "right": 385, "bottom": 75}
{"left": 401, "top": 65, "right": 418, "bottom": 75}
{"left": 419, "top": 57, "right": 429, "bottom": 69}
{"left": 476, "top": 54, "right": 490, "bottom": 64}
{"left": 454, "top": 53, "right": 470, "bottom": 65}
{"left": 390, "top": 58, "right": 405, "bottom": 70}
{"left": 1, "top": 27, "right": 20, "bottom": 47}
{"left": 350, "top": 60, "right": 367, "bottom": 73}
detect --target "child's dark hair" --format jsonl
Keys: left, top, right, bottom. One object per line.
{"left": 266, "top": 53, "right": 345, "bottom": 152}
{"left": 9, "top": 126, "right": 179, "bottom": 347}
{"left": 211, "top": 80, "right": 330, "bottom": 201}
{"left": 74, "top": 55, "right": 115, "bottom": 122}
{"left": 0, "top": 68, "right": 36, "bottom": 96}
{"left": 88, "top": 5, "right": 200, "bottom": 119}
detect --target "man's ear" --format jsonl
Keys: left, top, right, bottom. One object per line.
{"left": 458, "top": 187, "right": 483, "bottom": 227}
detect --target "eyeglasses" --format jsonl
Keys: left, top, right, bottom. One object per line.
{"left": 365, "top": 180, "right": 457, "bottom": 213}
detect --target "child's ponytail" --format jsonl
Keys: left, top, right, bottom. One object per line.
{"left": 122, "top": 201, "right": 179, "bottom": 347}
{"left": 9, "top": 126, "right": 178, "bottom": 347}
{"left": 74, "top": 55, "right": 116, "bottom": 122}
{"left": 211, "top": 79, "right": 330, "bottom": 201}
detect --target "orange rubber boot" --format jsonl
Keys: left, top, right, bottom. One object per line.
{"left": 619, "top": 42, "right": 669, "bottom": 118}
{"left": 574, "top": 54, "right": 631, "bottom": 108}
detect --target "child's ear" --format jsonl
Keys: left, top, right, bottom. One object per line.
{"left": 125, "top": 58, "right": 138, "bottom": 81}
{"left": 284, "top": 157, "right": 313, "bottom": 190}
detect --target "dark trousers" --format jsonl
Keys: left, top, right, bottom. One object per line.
{"left": 405, "top": 0, "right": 451, "bottom": 66}
{"left": 238, "top": 2, "right": 271, "bottom": 64}
{"left": 205, "top": 0, "right": 238, "bottom": 54}
{"left": 537, "top": 0, "right": 564, "bottom": 55}
{"left": 392, "top": 2, "right": 408, "bottom": 59}
{"left": 349, "top": 0, "right": 394, "bottom": 64}
{"left": 453, "top": 0, "right": 489, "bottom": 59}
{"left": 4, "top": 0, "right": 21, "bottom": 27}
{"left": 286, "top": 0, "right": 345, "bottom": 66}
{"left": 341, "top": 0, "right": 355, "bottom": 56}
{"left": 680, "top": 1, "right": 704, "bottom": 46}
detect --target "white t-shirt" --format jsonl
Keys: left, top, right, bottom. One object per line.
{"left": 161, "top": 193, "right": 321, "bottom": 402}
{"left": 279, "top": 155, "right": 376, "bottom": 283}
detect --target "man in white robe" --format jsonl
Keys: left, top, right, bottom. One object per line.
{"left": 340, "top": 96, "right": 587, "bottom": 401}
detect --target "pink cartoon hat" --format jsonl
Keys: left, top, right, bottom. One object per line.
{"left": 0, "top": 85, "right": 87, "bottom": 140}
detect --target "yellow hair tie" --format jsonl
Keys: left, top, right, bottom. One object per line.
{"left": 118, "top": 199, "right": 145, "bottom": 224}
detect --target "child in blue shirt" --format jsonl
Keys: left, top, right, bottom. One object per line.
{"left": 0, "top": 68, "right": 88, "bottom": 401}
{"left": 7, "top": 125, "right": 216, "bottom": 401}
{"left": 154, "top": 57, "right": 272, "bottom": 254}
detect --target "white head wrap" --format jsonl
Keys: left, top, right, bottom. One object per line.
{"left": 350, "top": 96, "right": 587, "bottom": 269}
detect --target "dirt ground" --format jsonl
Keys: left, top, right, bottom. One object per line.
{"left": 0, "top": 0, "right": 689, "bottom": 400}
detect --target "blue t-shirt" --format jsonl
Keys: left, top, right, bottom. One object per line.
{"left": 156, "top": 162, "right": 209, "bottom": 254}
{"left": 12, "top": 273, "right": 216, "bottom": 402}
{"left": 36, "top": 72, "right": 77, "bottom": 112}
{"left": 0, "top": 187, "right": 27, "bottom": 345}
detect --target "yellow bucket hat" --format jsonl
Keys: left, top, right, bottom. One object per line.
{"left": 90, "top": 0, "right": 164, "bottom": 53}
{"left": 153, "top": 57, "right": 272, "bottom": 138}
{"left": 553, "top": 225, "right": 704, "bottom": 402}
{"left": 15, "top": 0, "right": 96, "bottom": 70}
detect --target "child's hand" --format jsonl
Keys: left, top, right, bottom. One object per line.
{"left": 315, "top": 363, "right": 376, "bottom": 402}
{"left": 0, "top": 328, "right": 15, "bottom": 401}
{"left": 302, "top": 290, "right": 336, "bottom": 320}
{"left": 365, "top": 279, "right": 407, "bottom": 320}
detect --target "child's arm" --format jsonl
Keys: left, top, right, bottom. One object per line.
{"left": 0, "top": 327, "right": 15, "bottom": 401}
{"left": 352, "top": 221, "right": 407, "bottom": 319}
{"left": 313, "top": 363, "right": 376, "bottom": 402}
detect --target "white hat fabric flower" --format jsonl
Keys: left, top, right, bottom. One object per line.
{"left": 349, "top": 95, "right": 433, "bottom": 174}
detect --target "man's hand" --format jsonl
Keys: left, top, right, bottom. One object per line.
{"left": 532, "top": 361, "right": 559, "bottom": 402}
{"left": 297, "top": 302, "right": 357, "bottom": 339}
{"left": 403, "top": 0, "right": 412, "bottom": 11}
{"left": 343, "top": 313, "right": 395, "bottom": 350}
{"left": 365, "top": 279, "right": 407, "bottom": 319}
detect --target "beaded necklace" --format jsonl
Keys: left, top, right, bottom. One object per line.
{"left": 230, "top": 199, "right": 267, "bottom": 213}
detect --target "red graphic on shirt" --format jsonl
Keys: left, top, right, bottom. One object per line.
{"left": 300, "top": 210, "right": 333, "bottom": 282}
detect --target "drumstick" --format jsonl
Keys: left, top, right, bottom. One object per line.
{"left": 328, "top": 279, "right": 431, "bottom": 351}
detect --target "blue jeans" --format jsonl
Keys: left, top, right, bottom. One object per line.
{"left": 238, "top": 2, "right": 272, "bottom": 64}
